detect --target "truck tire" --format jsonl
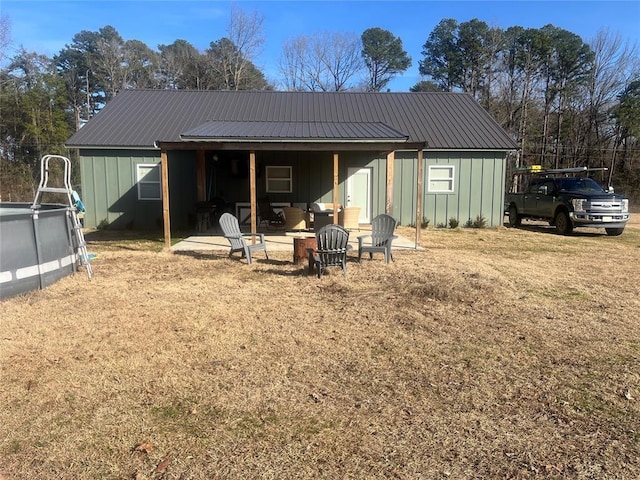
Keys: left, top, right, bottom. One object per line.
{"left": 605, "top": 227, "right": 624, "bottom": 236}
{"left": 555, "top": 211, "right": 573, "bottom": 235}
{"left": 508, "top": 205, "right": 521, "bottom": 227}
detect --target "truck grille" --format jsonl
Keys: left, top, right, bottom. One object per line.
{"left": 588, "top": 200, "right": 623, "bottom": 214}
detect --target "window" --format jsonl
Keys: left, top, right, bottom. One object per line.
{"left": 428, "top": 165, "right": 455, "bottom": 193}
{"left": 266, "top": 166, "right": 292, "bottom": 193}
{"left": 137, "top": 163, "right": 161, "bottom": 200}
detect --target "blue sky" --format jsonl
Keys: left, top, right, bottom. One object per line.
{"left": 3, "top": 0, "right": 639, "bottom": 91}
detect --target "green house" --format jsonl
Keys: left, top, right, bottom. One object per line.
{"left": 66, "top": 90, "right": 517, "bottom": 240}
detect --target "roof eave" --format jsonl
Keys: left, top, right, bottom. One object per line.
{"left": 156, "top": 139, "right": 426, "bottom": 152}
{"left": 178, "top": 136, "right": 409, "bottom": 143}
{"left": 65, "top": 144, "right": 159, "bottom": 150}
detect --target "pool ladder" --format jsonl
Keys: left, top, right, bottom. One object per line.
{"left": 32, "top": 155, "right": 93, "bottom": 280}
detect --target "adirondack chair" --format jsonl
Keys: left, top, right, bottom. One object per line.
{"left": 257, "top": 197, "right": 285, "bottom": 230}
{"left": 307, "top": 224, "right": 351, "bottom": 278}
{"left": 357, "top": 214, "right": 398, "bottom": 263}
{"left": 219, "top": 212, "right": 268, "bottom": 265}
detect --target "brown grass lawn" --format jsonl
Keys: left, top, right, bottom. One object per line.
{"left": 1, "top": 219, "right": 639, "bottom": 479}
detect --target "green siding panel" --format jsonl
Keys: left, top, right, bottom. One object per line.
{"left": 393, "top": 150, "right": 508, "bottom": 228}
{"left": 393, "top": 151, "right": 418, "bottom": 226}
{"left": 80, "top": 150, "right": 162, "bottom": 229}
{"left": 80, "top": 148, "right": 509, "bottom": 232}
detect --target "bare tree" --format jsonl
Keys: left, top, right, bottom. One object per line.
{"left": 279, "top": 32, "right": 364, "bottom": 91}
{"left": 279, "top": 36, "right": 312, "bottom": 91}
{"left": 0, "top": 14, "right": 11, "bottom": 64}
{"left": 324, "top": 32, "right": 365, "bottom": 91}
{"left": 93, "top": 26, "right": 126, "bottom": 101}
{"left": 225, "top": 5, "right": 265, "bottom": 90}
{"left": 584, "top": 30, "right": 638, "bottom": 148}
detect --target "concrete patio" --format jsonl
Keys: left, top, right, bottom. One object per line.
{"left": 171, "top": 226, "right": 421, "bottom": 253}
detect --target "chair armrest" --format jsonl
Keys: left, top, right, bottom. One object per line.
{"left": 357, "top": 234, "right": 372, "bottom": 247}
{"left": 242, "top": 233, "right": 265, "bottom": 242}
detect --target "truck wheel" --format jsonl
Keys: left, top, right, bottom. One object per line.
{"left": 605, "top": 227, "right": 624, "bottom": 236}
{"left": 508, "top": 205, "right": 521, "bottom": 227}
{"left": 555, "top": 211, "right": 573, "bottom": 235}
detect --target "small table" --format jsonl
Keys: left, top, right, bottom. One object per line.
{"left": 293, "top": 236, "right": 317, "bottom": 264}
{"left": 313, "top": 211, "right": 336, "bottom": 231}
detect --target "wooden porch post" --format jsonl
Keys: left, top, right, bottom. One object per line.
{"left": 249, "top": 151, "right": 257, "bottom": 242}
{"left": 196, "top": 150, "right": 206, "bottom": 201}
{"left": 415, "top": 148, "right": 423, "bottom": 248}
{"left": 161, "top": 149, "right": 171, "bottom": 251}
{"left": 386, "top": 151, "right": 395, "bottom": 215}
{"left": 333, "top": 152, "right": 339, "bottom": 224}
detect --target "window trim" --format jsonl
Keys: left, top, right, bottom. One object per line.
{"left": 428, "top": 165, "right": 455, "bottom": 193}
{"left": 265, "top": 165, "right": 293, "bottom": 193}
{"left": 136, "top": 163, "right": 162, "bottom": 201}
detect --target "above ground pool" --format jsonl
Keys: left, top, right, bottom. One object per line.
{"left": 0, "top": 202, "right": 79, "bottom": 300}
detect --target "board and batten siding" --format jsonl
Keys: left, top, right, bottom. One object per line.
{"left": 256, "top": 150, "right": 386, "bottom": 209}
{"left": 392, "top": 150, "right": 508, "bottom": 228}
{"left": 80, "top": 150, "right": 162, "bottom": 229}
{"left": 80, "top": 149, "right": 197, "bottom": 230}
{"left": 79, "top": 148, "right": 508, "bottom": 231}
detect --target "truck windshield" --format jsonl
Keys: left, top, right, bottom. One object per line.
{"left": 555, "top": 177, "right": 606, "bottom": 193}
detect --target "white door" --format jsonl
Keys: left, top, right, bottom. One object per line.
{"left": 346, "top": 167, "right": 371, "bottom": 223}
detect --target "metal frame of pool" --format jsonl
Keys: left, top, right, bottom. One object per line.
{"left": 0, "top": 202, "right": 79, "bottom": 300}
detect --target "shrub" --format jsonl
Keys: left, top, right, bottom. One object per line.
{"left": 463, "top": 215, "right": 488, "bottom": 229}
{"left": 97, "top": 218, "right": 109, "bottom": 230}
{"left": 408, "top": 218, "right": 431, "bottom": 229}
{"left": 449, "top": 217, "right": 459, "bottom": 229}
{"left": 473, "top": 215, "right": 487, "bottom": 229}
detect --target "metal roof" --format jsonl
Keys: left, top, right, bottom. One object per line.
{"left": 66, "top": 90, "right": 518, "bottom": 151}
{"left": 180, "top": 120, "right": 409, "bottom": 142}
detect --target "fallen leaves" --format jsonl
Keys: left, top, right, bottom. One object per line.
{"left": 131, "top": 444, "right": 171, "bottom": 478}
{"left": 133, "top": 442, "right": 154, "bottom": 454}
{"left": 155, "top": 454, "right": 171, "bottom": 474}
{"left": 545, "top": 463, "right": 564, "bottom": 473}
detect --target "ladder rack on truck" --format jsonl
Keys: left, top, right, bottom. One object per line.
{"left": 512, "top": 165, "right": 609, "bottom": 176}
{"left": 509, "top": 166, "right": 611, "bottom": 194}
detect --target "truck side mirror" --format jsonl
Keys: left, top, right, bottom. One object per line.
{"left": 608, "top": 186, "right": 614, "bottom": 193}
{"left": 538, "top": 185, "right": 548, "bottom": 195}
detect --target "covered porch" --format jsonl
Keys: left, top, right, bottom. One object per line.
{"left": 156, "top": 122, "right": 426, "bottom": 251}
